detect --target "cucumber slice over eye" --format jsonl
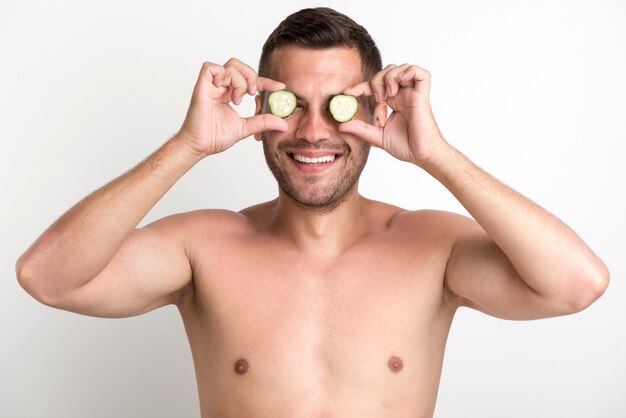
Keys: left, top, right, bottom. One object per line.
{"left": 329, "top": 94, "right": 358, "bottom": 122}
{"left": 268, "top": 90, "right": 297, "bottom": 118}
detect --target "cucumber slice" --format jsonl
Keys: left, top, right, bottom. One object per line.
{"left": 268, "top": 90, "right": 297, "bottom": 118}
{"left": 329, "top": 94, "right": 358, "bottom": 122}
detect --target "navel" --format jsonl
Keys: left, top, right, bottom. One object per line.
{"left": 234, "top": 358, "right": 249, "bottom": 375}
{"left": 387, "top": 355, "right": 403, "bottom": 373}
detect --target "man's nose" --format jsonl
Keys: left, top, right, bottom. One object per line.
{"left": 295, "top": 107, "right": 333, "bottom": 143}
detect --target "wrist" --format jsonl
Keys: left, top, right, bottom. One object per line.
{"left": 418, "top": 139, "right": 469, "bottom": 183}
{"left": 169, "top": 132, "right": 210, "bottom": 165}
{"left": 413, "top": 136, "right": 453, "bottom": 171}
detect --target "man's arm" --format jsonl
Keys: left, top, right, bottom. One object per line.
{"left": 427, "top": 147, "right": 609, "bottom": 319}
{"left": 341, "top": 64, "right": 609, "bottom": 319}
{"left": 16, "top": 137, "right": 200, "bottom": 317}
{"left": 16, "top": 59, "right": 287, "bottom": 318}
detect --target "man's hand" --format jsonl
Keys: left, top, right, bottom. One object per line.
{"left": 178, "top": 58, "right": 288, "bottom": 158}
{"left": 339, "top": 64, "right": 446, "bottom": 167}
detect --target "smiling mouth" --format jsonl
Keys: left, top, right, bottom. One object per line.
{"left": 289, "top": 153, "right": 341, "bottom": 164}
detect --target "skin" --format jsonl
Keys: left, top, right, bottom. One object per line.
{"left": 16, "top": 45, "right": 609, "bottom": 418}
{"left": 260, "top": 47, "right": 373, "bottom": 213}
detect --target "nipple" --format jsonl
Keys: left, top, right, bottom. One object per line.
{"left": 234, "top": 358, "right": 249, "bottom": 375}
{"left": 388, "top": 355, "right": 403, "bottom": 373}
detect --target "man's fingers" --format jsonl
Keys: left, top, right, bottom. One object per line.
{"left": 209, "top": 65, "right": 227, "bottom": 88}
{"left": 199, "top": 62, "right": 229, "bottom": 93}
{"left": 370, "top": 64, "right": 397, "bottom": 102}
{"left": 227, "top": 70, "right": 248, "bottom": 105}
{"left": 398, "top": 65, "right": 431, "bottom": 82}
{"left": 224, "top": 58, "right": 259, "bottom": 95}
{"left": 362, "top": 63, "right": 430, "bottom": 102}
{"left": 256, "top": 76, "right": 286, "bottom": 92}
{"left": 202, "top": 59, "right": 274, "bottom": 104}
{"left": 397, "top": 65, "right": 431, "bottom": 94}
{"left": 343, "top": 81, "right": 373, "bottom": 97}
{"left": 383, "top": 64, "right": 411, "bottom": 98}
{"left": 338, "top": 119, "right": 383, "bottom": 148}
{"left": 241, "top": 114, "right": 288, "bottom": 138}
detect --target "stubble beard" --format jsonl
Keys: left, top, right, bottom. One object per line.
{"left": 262, "top": 133, "right": 371, "bottom": 214}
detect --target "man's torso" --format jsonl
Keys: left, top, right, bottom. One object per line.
{"left": 174, "top": 199, "right": 463, "bottom": 417}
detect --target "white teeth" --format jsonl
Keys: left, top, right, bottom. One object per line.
{"left": 293, "top": 154, "right": 336, "bottom": 164}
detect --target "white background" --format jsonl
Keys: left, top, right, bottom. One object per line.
{"left": 1, "top": 0, "right": 624, "bottom": 417}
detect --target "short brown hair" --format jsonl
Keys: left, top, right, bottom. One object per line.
{"left": 258, "top": 7, "right": 382, "bottom": 81}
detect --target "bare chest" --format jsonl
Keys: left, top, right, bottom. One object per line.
{"left": 180, "top": 237, "right": 455, "bottom": 375}
{"left": 175, "top": 208, "right": 459, "bottom": 416}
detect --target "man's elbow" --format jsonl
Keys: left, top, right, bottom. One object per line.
{"left": 16, "top": 255, "right": 66, "bottom": 308}
{"left": 562, "top": 260, "right": 610, "bottom": 314}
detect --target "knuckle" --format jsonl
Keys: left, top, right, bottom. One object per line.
{"left": 374, "top": 68, "right": 389, "bottom": 80}
{"left": 202, "top": 61, "right": 220, "bottom": 72}
{"left": 242, "top": 69, "right": 256, "bottom": 80}
{"left": 238, "top": 61, "right": 255, "bottom": 74}
{"left": 232, "top": 75, "right": 247, "bottom": 88}
{"left": 417, "top": 66, "right": 431, "bottom": 78}
{"left": 203, "top": 62, "right": 222, "bottom": 78}
{"left": 383, "top": 72, "right": 396, "bottom": 83}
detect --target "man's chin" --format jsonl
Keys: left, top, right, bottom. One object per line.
{"left": 280, "top": 185, "right": 354, "bottom": 214}
{"left": 288, "top": 196, "right": 345, "bottom": 214}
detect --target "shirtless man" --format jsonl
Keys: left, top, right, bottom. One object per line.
{"left": 16, "top": 7, "right": 609, "bottom": 418}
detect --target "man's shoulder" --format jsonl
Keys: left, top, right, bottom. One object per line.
{"left": 380, "top": 204, "right": 477, "bottom": 241}
{"left": 391, "top": 207, "right": 471, "bottom": 225}
{"left": 146, "top": 208, "right": 255, "bottom": 238}
{"left": 366, "top": 197, "right": 469, "bottom": 226}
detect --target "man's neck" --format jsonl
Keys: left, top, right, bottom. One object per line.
{"left": 269, "top": 189, "right": 370, "bottom": 257}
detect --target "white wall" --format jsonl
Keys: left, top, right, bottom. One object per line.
{"left": 2, "top": 0, "right": 624, "bottom": 417}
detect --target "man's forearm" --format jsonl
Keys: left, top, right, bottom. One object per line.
{"left": 16, "top": 134, "right": 202, "bottom": 294}
{"left": 423, "top": 142, "right": 609, "bottom": 303}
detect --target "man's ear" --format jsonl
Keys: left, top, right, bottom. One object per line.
{"left": 374, "top": 101, "right": 388, "bottom": 128}
{"left": 254, "top": 95, "right": 263, "bottom": 141}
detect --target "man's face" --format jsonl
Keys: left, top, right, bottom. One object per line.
{"left": 258, "top": 45, "right": 373, "bottom": 212}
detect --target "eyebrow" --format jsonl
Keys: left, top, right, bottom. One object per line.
{"left": 291, "top": 92, "right": 341, "bottom": 102}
